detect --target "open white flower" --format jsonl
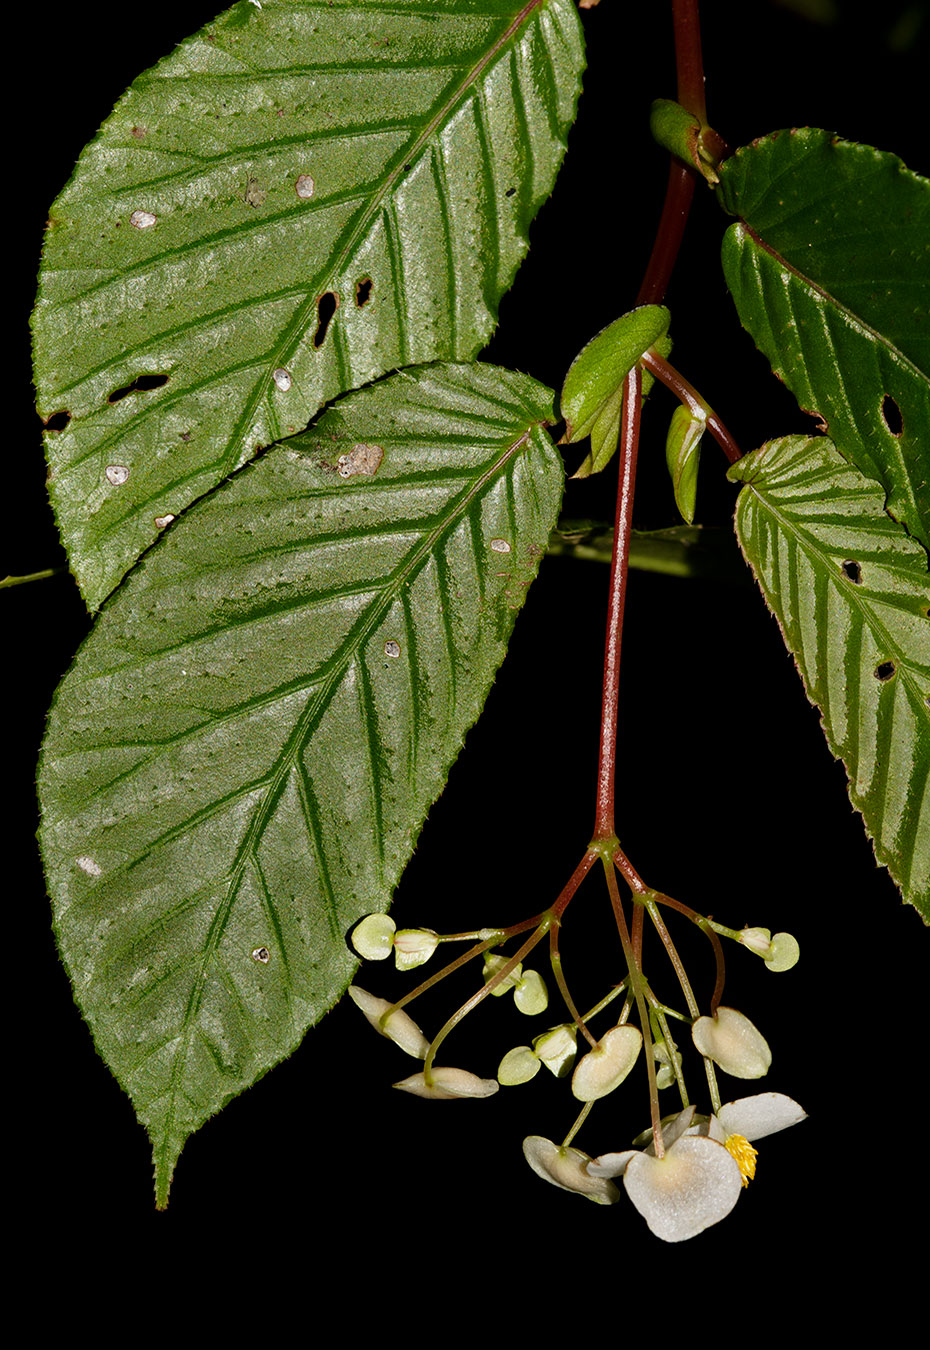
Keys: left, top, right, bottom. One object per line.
{"left": 692, "top": 1006, "right": 771, "bottom": 1078}
{"left": 523, "top": 1136, "right": 619, "bottom": 1205}
{"left": 347, "top": 986, "right": 429, "bottom": 1058}
{"left": 588, "top": 1092, "right": 806, "bottom": 1239}
{"left": 394, "top": 1066, "right": 499, "bottom": 1099}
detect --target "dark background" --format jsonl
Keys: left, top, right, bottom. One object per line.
{"left": 8, "top": 0, "right": 927, "bottom": 1292}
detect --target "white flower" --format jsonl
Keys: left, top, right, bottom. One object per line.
{"left": 347, "top": 986, "right": 429, "bottom": 1059}
{"left": 394, "top": 1066, "right": 499, "bottom": 1099}
{"left": 692, "top": 1006, "right": 771, "bottom": 1078}
{"left": 523, "top": 1136, "right": 619, "bottom": 1205}
{"left": 588, "top": 1092, "right": 806, "bottom": 1240}
{"left": 571, "top": 1024, "right": 642, "bottom": 1102}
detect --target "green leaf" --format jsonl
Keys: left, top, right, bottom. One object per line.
{"left": 32, "top": 0, "right": 584, "bottom": 609}
{"left": 718, "top": 129, "right": 930, "bottom": 549}
{"left": 729, "top": 435, "right": 930, "bottom": 919}
{"left": 560, "top": 305, "right": 670, "bottom": 477}
{"left": 665, "top": 403, "right": 706, "bottom": 524}
{"left": 38, "top": 361, "right": 563, "bottom": 1205}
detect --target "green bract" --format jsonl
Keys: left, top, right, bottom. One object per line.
{"left": 560, "top": 304, "right": 671, "bottom": 477}
{"left": 32, "top": 0, "right": 584, "bottom": 608}
{"left": 38, "top": 361, "right": 564, "bottom": 1205}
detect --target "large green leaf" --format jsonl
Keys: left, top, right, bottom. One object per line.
{"left": 32, "top": 0, "right": 583, "bottom": 609}
{"left": 729, "top": 436, "right": 930, "bottom": 919}
{"left": 718, "top": 130, "right": 930, "bottom": 550}
{"left": 38, "top": 362, "right": 563, "bottom": 1204}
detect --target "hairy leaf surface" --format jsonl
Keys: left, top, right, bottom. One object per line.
{"left": 730, "top": 436, "right": 930, "bottom": 918}
{"left": 33, "top": 0, "right": 583, "bottom": 608}
{"left": 39, "top": 362, "right": 563, "bottom": 1204}
{"left": 719, "top": 130, "right": 930, "bottom": 549}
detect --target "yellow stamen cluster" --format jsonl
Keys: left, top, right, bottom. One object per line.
{"left": 724, "top": 1133, "right": 758, "bottom": 1187}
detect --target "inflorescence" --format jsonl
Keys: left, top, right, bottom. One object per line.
{"left": 347, "top": 844, "right": 804, "bottom": 1243}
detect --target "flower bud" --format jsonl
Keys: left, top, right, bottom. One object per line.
{"left": 572, "top": 1024, "right": 642, "bottom": 1101}
{"left": 393, "top": 927, "right": 439, "bottom": 971}
{"left": 765, "top": 932, "right": 800, "bottom": 972}
{"left": 497, "top": 1046, "right": 541, "bottom": 1085}
{"left": 347, "top": 986, "right": 429, "bottom": 1059}
{"left": 394, "top": 1066, "right": 499, "bottom": 1099}
{"left": 482, "top": 953, "right": 521, "bottom": 994}
{"left": 513, "top": 968, "right": 548, "bottom": 1015}
{"left": 691, "top": 1006, "right": 771, "bottom": 1079}
{"left": 533, "top": 1025, "right": 577, "bottom": 1078}
{"left": 739, "top": 926, "right": 772, "bottom": 957}
{"left": 351, "top": 914, "right": 396, "bottom": 960}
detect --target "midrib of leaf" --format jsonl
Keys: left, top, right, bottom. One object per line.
{"left": 739, "top": 221, "right": 923, "bottom": 515}
{"left": 213, "top": 0, "right": 546, "bottom": 479}
{"left": 153, "top": 421, "right": 535, "bottom": 1200}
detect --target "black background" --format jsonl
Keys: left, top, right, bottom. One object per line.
{"left": 8, "top": 0, "right": 927, "bottom": 1296}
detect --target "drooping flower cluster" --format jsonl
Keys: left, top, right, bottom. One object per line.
{"left": 345, "top": 880, "right": 802, "bottom": 1243}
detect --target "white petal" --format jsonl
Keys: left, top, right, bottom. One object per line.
{"left": 717, "top": 1092, "right": 807, "bottom": 1141}
{"left": 393, "top": 1066, "right": 499, "bottom": 1099}
{"left": 514, "top": 969, "right": 548, "bottom": 1015}
{"left": 587, "top": 1149, "right": 638, "bottom": 1178}
{"left": 347, "top": 986, "right": 429, "bottom": 1058}
{"left": 623, "top": 1136, "right": 743, "bottom": 1242}
{"left": 497, "top": 1046, "right": 541, "bottom": 1086}
{"left": 692, "top": 1006, "right": 771, "bottom": 1079}
{"left": 523, "top": 1137, "right": 619, "bottom": 1204}
{"left": 572, "top": 1025, "right": 642, "bottom": 1101}
{"left": 351, "top": 914, "right": 396, "bottom": 960}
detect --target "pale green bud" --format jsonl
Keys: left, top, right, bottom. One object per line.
{"left": 739, "top": 927, "right": 772, "bottom": 957}
{"left": 513, "top": 969, "right": 548, "bottom": 1015}
{"left": 765, "top": 932, "right": 800, "bottom": 972}
{"left": 483, "top": 953, "right": 522, "bottom": 995}
{"left": 497, "top": 1046, "right": 541, "bottom": 1085}
{"left": 393, "top": 927, "right": 439, "bottom": 971}
{"left": 347, "top": 986, "right": 429, "bottom": 1059}
{"left": 351, "top": 914, "right": 396, "bottom": 960}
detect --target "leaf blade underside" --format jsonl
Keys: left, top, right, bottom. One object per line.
{"left": 730, "top": 436, "right": 930, "bottom": 919}
{"left": 38, "top": 362, "right": 564, "bottom": 1204}
{"left": 718, "top": 129, "right": 930, "bottom": 550}
{"left": 33, "top": 0, "right": 584, "bottom": 608}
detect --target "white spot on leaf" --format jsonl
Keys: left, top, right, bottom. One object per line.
{"left": 154, "top": 514, "right": 175, "bottom": 529}
{"left": 296, "top": 174, "right": 315, "bottom": 199}
{"left": 76, "top": 855, "right": 102, "bottom": 877}
{"left": 489, "top": 538, "right": 511, "bottom": 553}
{"left": 130, "top": 210, "right": 157, "bottom": 229}
{"left": 337, "top": 443, "right": 384, "bottom": 478}
{"left": 105, "top": 465, "right": 130, "bottom": 486}
{"left": 251, "top": 946, "right": 271, "bottom": 963}
{"left": 273, "top": 367, "right": 292, "bottom": 391}
{"left": 384, "top": 640, "right": 401, "bottom": 658}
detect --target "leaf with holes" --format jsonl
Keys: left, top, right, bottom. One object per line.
{"left": 729, "top": 435, "right": 930, "bottom": 919}
{"left": 38, "top": 361, "right": 563, "bottom": 1205}
{"left": 32, "top": 0, "right": 584, "bottom": 609}
{"left": 718, "top": 130, "right": 930, "bottom": 550}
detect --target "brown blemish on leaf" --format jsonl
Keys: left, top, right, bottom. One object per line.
{"left": 337, "top": 443, "right": 384, "bottom": 479}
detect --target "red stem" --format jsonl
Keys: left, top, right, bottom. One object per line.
{"left": 640, "top": 347, "right": 742, "bottom": 464}
{"left": 592, "top": 366, "right": 642, "bottom": 839}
